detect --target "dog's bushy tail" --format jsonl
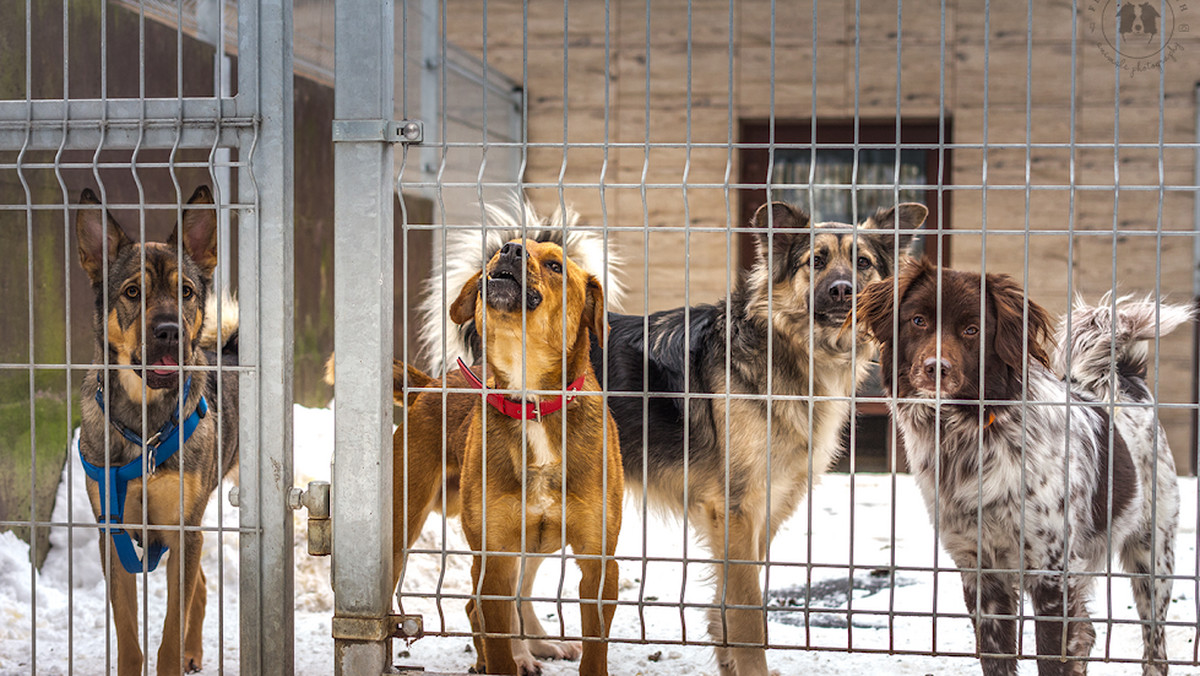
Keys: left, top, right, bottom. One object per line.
{"left": 1056, "top": 293, "right": 1195, "bottom": 402}
{"left": 323, "top": 352, "right": 435, "bottom": 408}
{"left": 417, "top": 196, "right": 624, "bottom": 375}
{"left": 200, "top": 291, "right": 239, "bottom": 357}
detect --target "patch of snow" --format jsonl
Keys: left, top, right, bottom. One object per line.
{"left": 1, "top": 408, "right": 1197, "bottom": 675}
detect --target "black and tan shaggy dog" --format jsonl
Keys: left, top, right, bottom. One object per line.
{"left": 76, "top": 187, "right": 238, "bottom": 676}
{"left": 425, "top": 198, "right": 926, "bottom": 676}
{"left": 856, "top": 258, "right": 1188, "bottom": 676}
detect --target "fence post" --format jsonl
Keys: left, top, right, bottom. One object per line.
{"left": 237, "top": 0, "right": 296, "bottom": 674}
{"left": 331, "top": 0, "right": 396, "bottom": 672}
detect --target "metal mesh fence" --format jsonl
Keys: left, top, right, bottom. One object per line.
{"left": 389, "top": 2, "right": 1200, "bottom": 675}
{"left": 2, "top": 1, "right": 1198, "bottom": 675}
{"left": 0, "top": 0, "right": 293, "bottom": 673}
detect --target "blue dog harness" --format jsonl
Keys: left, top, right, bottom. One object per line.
{"left": 79, "top": 373, "right": 208, "bottom": 574}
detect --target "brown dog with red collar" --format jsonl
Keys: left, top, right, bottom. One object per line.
{"left": 390, "top": 238, "right": 622, "bottom": 675}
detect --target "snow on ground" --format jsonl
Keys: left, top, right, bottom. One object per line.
{"left": 1, "top": 404, "right": 1198, "bottom": 675}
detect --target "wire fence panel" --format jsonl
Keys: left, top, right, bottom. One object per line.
{"left": 3, "top": 1, "right": 1199, "bottom": 675}
{"left": 0, "top": 0, "right": 293, "bottom": 673}
{"left": 388, "top": 2, "right": 1200, "bottom": 675}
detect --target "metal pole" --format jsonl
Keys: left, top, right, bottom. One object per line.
{"left": 1192, "top": 83, "right": 1200, "bottom": 475}
{"left": 237, "top": 0, "right": 296, "bottom": 673}
{"left": 332, "top": 0, "right": 396, "bottom": 672}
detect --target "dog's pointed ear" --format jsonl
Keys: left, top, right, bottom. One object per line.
{"left": 76, "top": 188, "right": 132, "bottom": 285}
{"left": 167, "top": 185, "right": 219, "bottom": 276}
{"left": 583, "top": 274, "right": 607, "bottom": 342}
{"left": 854, "top": 257, "right": 933, "bottom": 345}
{"left": 449, "top": 270, "right": 483, "bottom": 325}
{"left": 864, "top": 203, "right": 928, "bottom": 278}
{"left": 987, "top": 272, "right": 1055, "bottom": 372}
{"left": 751, "top": 201, "right": 811, "bottom": 284}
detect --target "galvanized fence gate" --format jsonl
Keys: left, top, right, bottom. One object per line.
{"left": 0, "top": 0, "right": 295, "bottom": 673}
{"left": 3, "top": 1, "right": 1200, "bottom": 675}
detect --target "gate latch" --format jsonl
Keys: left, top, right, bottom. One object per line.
{"left": 330, "top": 613, "right": 423, "bottom": 643}
{"left": 288, "top": 480, "right": 331, "bottom": 556}
{"left": 332, "top": 119, "right": 423, "bottom": 144}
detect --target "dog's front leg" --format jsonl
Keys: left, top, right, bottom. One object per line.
{"left": 515, "top": 556, "right": 582, "bottom": 661}
{"left": 574, "top": 545, "right": 618, "bottom": 676}
{"left": 1029, "top": 575, "right": 1094, "bottom": 676}
{"left": 471, "top": 553, "right": 523, "bottom": 675}
{"left": 961, "top": 569, "right": 1019, "bottom": 676}
{"left": 703, "top": 506, "right": 770, "bottom": 676}
{"left": 99, "top": 534, "right": 144, "bottom": 676}
{"left": 184, "top": 563, "right": 207, "bottom": 672}
{"left": 157, "top": 530, "right": 205, "bottom": 675}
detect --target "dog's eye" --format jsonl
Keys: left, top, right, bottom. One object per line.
{"left": 856, "top": 256, "right": 872, "bottom": 270}
{"left": 545, "top": 260, "right": 563, "bottom": 274}
{"left": 810, "top": 255, "right": 826, "bottom": 270}
{"left": 912, "top": 315, "right": 927, "bottom": 328}
{"left": 123, "top": 285, "right": 139, "bottom": 300}
{"left": 181, "top": 285, "right": 194, "bottom": 300}
{"left": 963, "top": 325, "right": 979, "bottom": 337}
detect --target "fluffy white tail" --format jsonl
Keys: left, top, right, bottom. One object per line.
{"left": 200, "top": 291, "right": 239, "bottom": 354}
{"left": 1055, "top": 293, "right": 1194, "bottom": 402}
{"left": 416, "top": 196, "right": 623, "bottom": 374}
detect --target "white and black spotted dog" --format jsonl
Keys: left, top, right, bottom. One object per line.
{"left": 855, "top": 258, "right": 1190, "bottom": 676}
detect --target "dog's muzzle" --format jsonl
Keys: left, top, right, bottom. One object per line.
{"left": 143, "top": 317, "right": 186, "bottom": 389}
{"left": 484, "top": 242, "right": 543, "bottom": 312}
{"left": 908, "top": 357, "right": 964, "bottom": 399}
{"left": 814, "top": 277, "right": 854, "bottom": 326}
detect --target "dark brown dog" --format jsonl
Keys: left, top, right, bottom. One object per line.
{"left": 75, "top": 186, "right": 238, "bottom": 676}
{"left": 855, "top": 260, "right": 1183, "bottom": 676}
{"left": 388, "top": 239, "right": 622, "bottom": 675}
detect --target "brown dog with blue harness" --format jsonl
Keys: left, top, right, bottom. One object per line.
{"left": 75, "top": 186, "right": 238, "bottom": 676}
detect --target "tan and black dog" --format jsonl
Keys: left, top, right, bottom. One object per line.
{"left": 387, "top": 239, "right": 623, "bottom": 675}
{"left": 75, "top": 186, "right": 238, "bottom": 676}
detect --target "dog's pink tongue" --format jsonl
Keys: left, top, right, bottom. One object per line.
{"left": 152, "top": 355, "right": 178, "bottom": 376}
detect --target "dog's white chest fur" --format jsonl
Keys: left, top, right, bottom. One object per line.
{"left": 523, "top": 422, "right": 557, "bottom": 467}
{"left": 519, "top": 422, "right": 562, "bottom": 521}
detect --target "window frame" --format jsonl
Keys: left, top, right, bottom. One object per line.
{"left": 737, "top": 118, "right": 953, "bottom": 472}
{"left": 738, "top": 118, "right": 952, "bottom": 271}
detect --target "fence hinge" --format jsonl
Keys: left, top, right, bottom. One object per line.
{"left": 332, "top": 119, "right": 423, "bottom": 144}
{"left": 331, "top": 613, "right": 424, "bottom": 643}
{"left": 288, "top": 480, "right": 331, "bottom": 556}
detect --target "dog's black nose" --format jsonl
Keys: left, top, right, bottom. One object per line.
{"left": 828, "top": 279, "right": 853, "bottom": 302}
{"left": 499, "top": 241, "right": 525, "bottom": 260}
{"left": 923, "top": 357, "right": 952, "bottom": 379}
{"left": 154, "top": 322, "right": 180, "bottom": 343}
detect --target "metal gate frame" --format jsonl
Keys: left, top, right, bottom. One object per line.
{"left": 330, "top": 0, "right": 398, "bottom": 674}
{"left": 0, "top": 1, "right": 297, "bottom": 672}
{"left": 235, "top": 0, "right": 296, "bottom": 673}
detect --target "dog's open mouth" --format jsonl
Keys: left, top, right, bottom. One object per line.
{"left": 142, "top": 353, "right": 185, "bottom": 389}
{"left": 151, "top": 355, "right": 178, "bottom": 376}
{"left": 487, "top": 269, "right": 520, "bottom": 285}
{"left": 484, "top": 266, "right": 542, "bottom": 311}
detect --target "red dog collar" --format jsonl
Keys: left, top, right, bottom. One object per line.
{"left": 457, "top": 357, "right": 586, "bottom": 422}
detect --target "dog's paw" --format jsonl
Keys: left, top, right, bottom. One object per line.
{"left": 525, "top": 638, "right": 581, "bottom": 661}
{"left": 511, "top": 641, "right": 545, "bottom": 675}
{"left": 185, "top": 658, "right": 203, "bottom": 674}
